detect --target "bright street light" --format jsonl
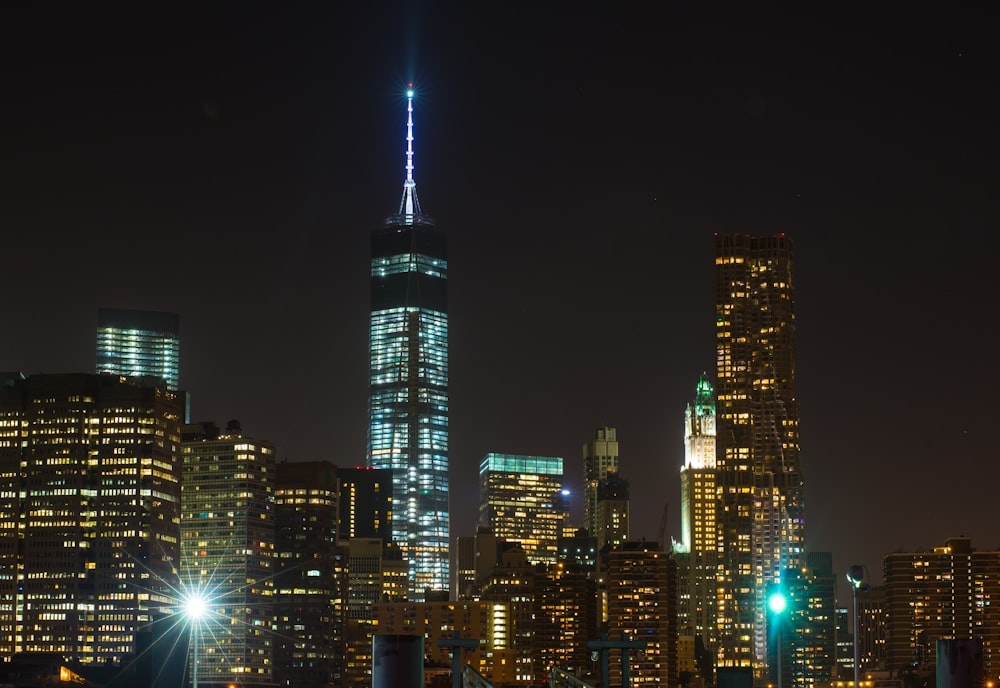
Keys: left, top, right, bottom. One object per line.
{"left": 183, "top": 591, "right": 210, "bottom": 688}
{"left": 769, "top": 590, "right": 788, "bottom": 688}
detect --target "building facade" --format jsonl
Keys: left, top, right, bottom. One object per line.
{"left": 607, "top": 541, "right": 678, "bottom": 687}
{"left": 714, "top": 233, "right": 804, "bottom": 672}
{"left": 769, "top": 552, "right": 836, "bottom": 688}
{"left": 479, "top": 453, "right": 564, "bottom": 567}
{"left": 583, "top": 426, "right": 619, "bottom": 550}
{"left": 96, "top": 308, "right": 180, "bottom": 391}
{"left": 367, "top": 87, "right": 449, "bottom": 597}
{"left": 0, "top": 374, "right": 184, "bottom": 674}
{"left": 180, "top": 420, "right": 275, "bottom": 686}
{"left": 884, "top": 538, "right": 1000, "bottom": 681}
{"left": 595, "top": 473, "right": 630, "bottom": 557}
{"left": 274, "top": 460, "right": 345, "bottom": 688}
{"left": 337, "top": 466, "right": 392, "bottom": 544}
{"left": 678, "top": 374, "right": 718, "bottom": 656}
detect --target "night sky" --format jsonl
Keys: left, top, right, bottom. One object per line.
{"left": 3, "top": 4, "right": 997, "bottom": 589}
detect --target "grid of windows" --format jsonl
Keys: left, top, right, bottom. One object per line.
{"left": 479, "top": 453, "right": 564, "bottom": 567}
{"left": 0, "top": 374, "right": 183, "bottom": 665}
{"left": 180, "top": 427, "right": 275, "bottom": 685}
{"left": 96, "top": 308, "right": 180, "bottom": 391}
{"left": 368, "top": 228, "right": 449, "bottom": 597}
{"left": 714, "top": 234, "right": 804, "bottom": 673}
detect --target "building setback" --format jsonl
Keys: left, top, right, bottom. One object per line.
{"left": 714, "top": 233, "right": 804, "bottom": 673}
{"left": 583, "top": 426, "right": 620, "bottom": 551}
{"left": 367, "top": 87, "right": 449, "bottom": 597}
{"left": 0, "top": 374, "right": 183, "bottom": 677}
{"left": 181, "top": 420, "right": 275, "bottom": 686}
{"left": 678, "top": 374, "right": 719, "bottom": 677}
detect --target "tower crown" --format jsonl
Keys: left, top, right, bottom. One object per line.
{"left": 386, "top": 84, "right": 433, "bottom": 227}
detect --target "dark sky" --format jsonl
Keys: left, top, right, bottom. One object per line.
{"left": 3, "top": 4, "right": 997, "bottom": 588}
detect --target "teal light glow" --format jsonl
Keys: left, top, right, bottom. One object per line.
{"left": 768, "top": 591, "right": 787, "bottom": 614}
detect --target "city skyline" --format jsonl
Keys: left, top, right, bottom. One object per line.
{"left": 2, "top": 3, "right": 997, "bottom": 590}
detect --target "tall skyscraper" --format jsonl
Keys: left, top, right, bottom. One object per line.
{"left": 367, "top": 85, "right": 449, "bottom": 597}
{"left": 479, "top": 453, "right": 564, "bottom": 567}
{"left": 679, "top": 374, "right": 719, "bottom": 658}
{"left": 181, "top": 420, "right": 275, "bottom": 686}
{"left": 0, "top": 374, "right": 184, "bottom": 672}
{"left": 714, "top": 234, "right": 804, "bottom": 672}
{"left": 583, "top": 426, "right": 619, "bottom": 544}
{"left": 96, "top": 307, "right": 180, "bottom": 390}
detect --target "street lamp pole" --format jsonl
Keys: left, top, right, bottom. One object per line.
{"left": 768, "top": 591, "right": 787, "bottom": 688}
{"left": 184, "top": 593, "right": 208, "bottom": 688}
{"left": 847, "top": 566, "right": 865, "bottom": 688}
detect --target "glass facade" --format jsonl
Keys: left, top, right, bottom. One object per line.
{"left": 96, "top": 308, "right": 180, "bottom": 391}
{"left": 479, "top": 453, "right": 564, "bottom": 567}
{"left": 368, "top": 223, "right": 449, "bottom": 597}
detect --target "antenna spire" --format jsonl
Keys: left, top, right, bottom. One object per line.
{"left": 394, "top": 82, "right": 424, "bottom": 224}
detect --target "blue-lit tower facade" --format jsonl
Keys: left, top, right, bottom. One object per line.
{"left": 367, "top": 86, "right": 449, "bottom": 597}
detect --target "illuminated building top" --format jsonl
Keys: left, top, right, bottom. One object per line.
{"left": 388, "top": 83, "right": 431, "bottom": 226}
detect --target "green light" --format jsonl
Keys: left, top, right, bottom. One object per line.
{"left": 768, "top": 592, "right": 787, "bottom": 614}
{"left": 407, "top": 89, "right": 414, "bottom": 98}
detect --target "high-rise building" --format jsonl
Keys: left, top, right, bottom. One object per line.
{"left": 344, "top": 538, "right": 409, "bottom": 686}
{"left": 595, "top": 473, "right": 630, "bottom": 555}
{"left": 714, "top": 233, "right": 804, "bottom": 672}
{"left": 857, "top": 585, "right": 886, "bottom": 672}
{"left": 479, "top": 453, "right": 564, "bottom": 567}
{"left": 0, "top": 374, "right": 184, "bottom": 674}
{"left": 366, "top": 86, "right": 449, "bottom": 598}
{"left": 96, "top": 308, "right": 180, "bottom": 391}
{"left": 534, "top": 562, "right": 599, "bottom": 682}
{"left": 337, "top": 466, "right": 392, "bottom": 544}
{"left": 583, "top": 426, "right": 619, "bottom": 548}
{"left": 181, "top": 420, "right": 275, "bottom": 686}
{"left": 884, "top": 538, "right": 1000, "bottom": 681}
{"left": 679, "top": 374, "right": 719, "bottom": 656}
{"left": 454, "top": 527, "right": 501, "bottom": 599}
{"left": 768, "top": 552, "right": 836, "bottom": 688}
{"left": 274, "top": 460, "right": 344, "bottom": 688}
{"left": 607, "top": 540, "right": 678, "bottom": 688}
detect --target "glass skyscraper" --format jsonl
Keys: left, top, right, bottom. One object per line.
{"left": 479, "top": 453, "right": 564, "bottom": 567}
{"left": 367, "top": 88, "right": 449, "bottom": 597}
{"left": 96, "top": 307, "right": 180, "bottom": 391}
